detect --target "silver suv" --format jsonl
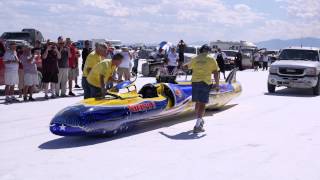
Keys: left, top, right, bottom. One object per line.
{"left": 268, "top": 47, "right": 320, "bottom": 95}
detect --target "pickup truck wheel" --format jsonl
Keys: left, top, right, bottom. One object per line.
{"left": 268, "top": 82, "right": 276, "bottom": 93}
{"left": 312, "top": 77, "right": 320, "bottom": 96}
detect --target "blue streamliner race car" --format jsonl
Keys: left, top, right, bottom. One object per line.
{"left": 50, "top": 69, "right": 241, "bottom": 136}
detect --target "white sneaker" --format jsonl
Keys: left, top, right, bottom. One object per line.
{"left": 193, "top": 118, "right": 205, "bottom": 133}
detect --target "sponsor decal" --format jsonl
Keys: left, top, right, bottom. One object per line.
{"left": 128, "top": 102, "right": 156, "bottom": 112}
{"left": 174, "top": 88, "right": 183, "bottom": 98}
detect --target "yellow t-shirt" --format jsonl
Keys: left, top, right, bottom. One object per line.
{"left": 87, "top": 59, "right": 117, "bottom": 88}
{"left": 83, "top": 51, "right": 102, "bottom": 77}
{"left": 188, "top": 53, "right": 220, "bottom": 85}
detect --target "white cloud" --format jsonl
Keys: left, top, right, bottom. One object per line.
{"left": 81, "top": 0, "right": 130, "bottom": 17}
{"left": 0, "top": 0, "right": 317, "bottom": 43}
{"left": 246, "top": 19, "right": 320, "bottom": 41}
{"left": 278, "top": 0, "right": 320, "bottom": 19}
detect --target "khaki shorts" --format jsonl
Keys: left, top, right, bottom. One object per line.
{"left": 117, "top": 67, "right": 130, "bottom": 81}
{"left": 68, "top": 68, "right": 78, "bottom": 80}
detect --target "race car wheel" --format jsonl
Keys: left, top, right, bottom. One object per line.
{"left": 268, "top": 82, "right": 276, "bottom": 93}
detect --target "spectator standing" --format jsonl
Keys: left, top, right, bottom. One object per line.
{"left": 184, "top": 45, "right": 220, "bottom": 133}
{"left": 32, "top": 40, "right": 43, "bottom": 70}
{"left": 74, "top": 49, "right": 81, "bottom": 88}
{"left": 82, "top": 43, "right": 107, "bottom": 99}
{"left": 253, "top": 52, "right": 260, "bottom": 71}
{"left": 3, "top": 42, "right": 20, "bottom": 103}
{"left": 215, "top": 48, "right": 227, "bottom": 79}
{"left": 167, "top": 47, "right": 178, "bottom": 74}
{"left": 262, "top": 53, "right": 269, "bottom": 71}
{"left": 56, "top": 37, "right": 70, "bottom": 97}
{"left": 42, "top": 42, "right": 61, "bottom": 99}
{"left": 156, "top": 58, "right": 169, "bottom": 77}
{"left": 106, "top": 45, "right": 114, "bottom": 59}
{"left": 235, "top": 50, "right": 243, "bottom": 71}
{"left": 0, "top": 38, "right": 5, "bottom": 57}
{"left": 259, "top": 52, "right": 263, "bottom": 69}
{"left": 177, "top": 40, "right": 186, "bottom": 67}
{"left": 132, "top": 48, "right": 139, "bottom": 75}
{"left": 86, "top": 54, "right": 123, "bottom": 98}
{"left": 21, "top": 45, "right": 38, "bottom": 101}
{"left": 17, "top": 46, "right": 24, "bottom": 98}
{"left": 118, "top": 47, "right": 132, "bottom": 81}
{"left": 66, "top": 38, "right": 77, "bottom": 96}
{"left": 81, "top": 40, "right": 92, "bottom": 71}
{"left": 0, "top": 39, "right": 6, "bottom": 85}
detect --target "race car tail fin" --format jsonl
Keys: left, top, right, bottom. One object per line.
{"left": 226, "top": 68, "right": 238, "bottom": 84}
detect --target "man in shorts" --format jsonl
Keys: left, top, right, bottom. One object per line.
{"left": 185, "top": 44, "right": 220, "bottom": 133}
{"left": 42, "top": 41, "right": 61, "bottom": 99}
{"left": 3, "top": 42, "right": 20, "bottom": 103}
{"left": 66, "top": 38, "right": 77, "bottom": 96}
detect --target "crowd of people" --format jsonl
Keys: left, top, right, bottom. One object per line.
{"left": 0, "top": 37, "right": 246, "bottom": 106}
{"left": 0, "top": 37, "right": 84, "bottom": 103}
{"left": 253, "top": 52, "right": 270, "bottom": 71}
{"left": 0, "top": 36, "right": 143, "bottom": 103}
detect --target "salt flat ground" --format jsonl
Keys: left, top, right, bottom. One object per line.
{"left": 0, "top": 70, "right": 319, "bottom": 180}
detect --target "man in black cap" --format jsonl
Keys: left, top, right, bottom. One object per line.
{"left": 184, "top": 44, "right": 220, "bottom": 133}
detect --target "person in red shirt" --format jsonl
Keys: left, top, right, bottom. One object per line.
{"left": 66, "top": 38, "right": 77, "bottom": 96}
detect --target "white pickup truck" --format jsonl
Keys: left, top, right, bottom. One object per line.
{"left": 268, "top": 47, "right": 320, "bottom": 95}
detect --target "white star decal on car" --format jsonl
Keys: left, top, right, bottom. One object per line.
{"left": 59, "top": 124, "right": 66, "bottom": 131}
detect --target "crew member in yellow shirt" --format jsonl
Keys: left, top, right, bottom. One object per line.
{"left": 82, "top": 42, "right": 107, "bottom": 99}
{"left": 184, "top": 44, "right": 220, "bottom": 133}
{"left": 87, "top": 53, "right": 123, "bottom": 98}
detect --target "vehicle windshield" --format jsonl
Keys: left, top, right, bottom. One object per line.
{"left": 1, "top": 33, "right": 31, "bottom": 41}
{"left": 222, "top": 51, "right": 237, "bottom": 57}
{"left": 279, "top": 49, "right": 319, "bottom": 61}
{"left": 184, "top": 47, "right": 197, "bottom": 54}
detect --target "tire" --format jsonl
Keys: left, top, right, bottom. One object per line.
{"left": 268, "top": 82, "right": 276, "bottom": 93}
{"left": 312, "top": 77, "right": 320, "bottom": 96}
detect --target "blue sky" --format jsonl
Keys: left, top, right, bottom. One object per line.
{"left": 0, "top": 0, "right": 319, "bottom": 44}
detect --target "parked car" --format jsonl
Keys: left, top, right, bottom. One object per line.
{"left": 183, "top": 46, "right": 200, "bottom": 63}
{"left": 268, "top": 47, "right": 320, "bottom": 95}
{"left": 1, "top": 29, "right": 44, "bottom": 47}
{"left": 222, "top": 50, "right": 238, "bottom": 70}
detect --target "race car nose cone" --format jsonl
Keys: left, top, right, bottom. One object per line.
{"left": 50, "top": 105, "right": 87, "bottom": 136}
{"left": 50, "top": 123, "right": 86, "bottom": 136}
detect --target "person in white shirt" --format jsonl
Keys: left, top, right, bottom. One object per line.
{"left": 253, "top": 52, "right": 261, "bottom": 71}
{"left": 3, "top": 42, "right": 20, "bottom": 103}
{"left": 167, "top": 47, "right": 178, "bottom": 75}
{"left": 262, "top": 53, "right": 269, "bottom": 71}
{"left": 118, "top": 47, "right": 132, "bottom": 81}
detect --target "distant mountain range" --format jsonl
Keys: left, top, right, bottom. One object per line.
{"left": 256, "top": 37, "right": 320, "bottom": 50}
